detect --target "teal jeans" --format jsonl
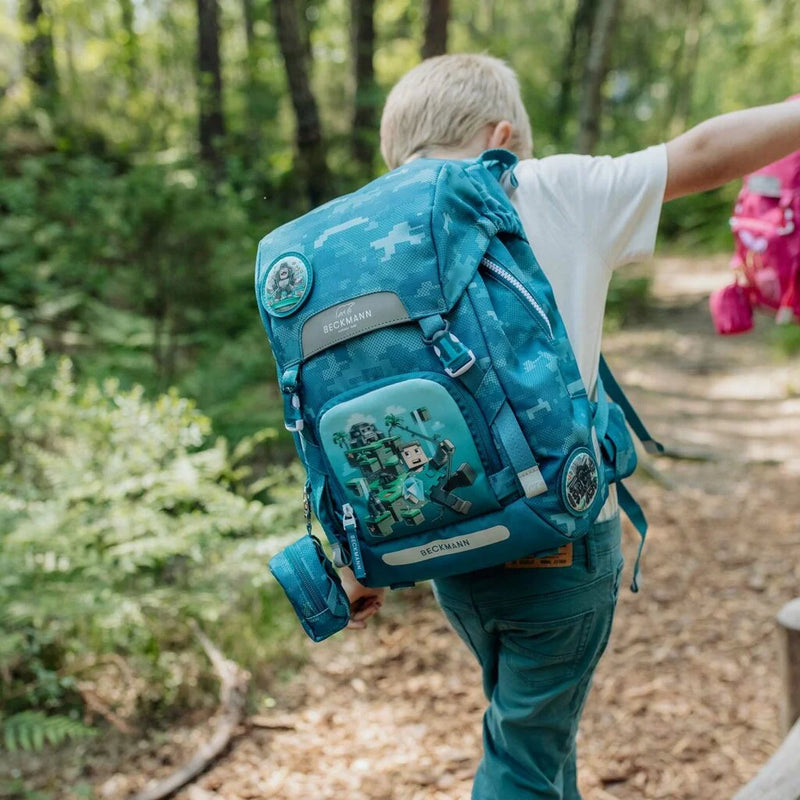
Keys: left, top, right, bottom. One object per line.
{"left": 433, "top": 515, "right": 623, "bottom": 800}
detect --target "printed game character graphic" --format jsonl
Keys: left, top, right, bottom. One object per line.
{"left": 263, "top": 254, "right": 312, "bottom": 317}
{"left": 331, "top": 407, "right": 477, "bottom": 537}
{"left": 563, "top": 450, "right": 599, "bottom": 514}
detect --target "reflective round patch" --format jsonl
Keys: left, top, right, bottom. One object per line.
{"left": 262, "top": 253, "right": 313, "bottom": 317}
{"left": 561, "top": 448, "right": 599, "bottom": 516}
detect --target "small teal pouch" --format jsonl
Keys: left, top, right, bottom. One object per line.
{"left": 269, "top": 535, "right": 350, "bottom": 642}
{"left": 601, "top": 402, "right": 638, "bottom": 483}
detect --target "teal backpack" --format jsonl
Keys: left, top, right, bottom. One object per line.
{"left": 256, "top": 150, "right": 661, "bottom": 636}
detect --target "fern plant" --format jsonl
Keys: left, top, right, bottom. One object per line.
{"left": 2, "top": 712, "right": 96, "bottom": 752}
{"left": 0, "top": 308, "right": 305, "bottom": 746}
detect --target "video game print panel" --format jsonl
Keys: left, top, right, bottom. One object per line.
{"left": 318, "top": 378, "right": 497, "bottom": 541}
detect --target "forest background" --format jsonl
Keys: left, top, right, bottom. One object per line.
{"left": 1, "top": 0, "right": 799, "bottom": 780}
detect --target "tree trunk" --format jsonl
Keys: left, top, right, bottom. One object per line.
{"left": 63, "top": 19, "right": 77, "bottom": 98}
{"left": 242, "top": 0, "right": 255, "bottom": 57}
{"left": 119, "top": 0, "right": 139, "bottom": 90}
{"left": 273, "top": 0, "right": 330, "bottom": 206}
{"left": 351, "top": 0, "right": 377, "bottom": 168}
{"left": 575, "top": 0, "right": 623, "bottom": 154}
{"left": 421, "top": 0, "right": 450, "bottom": 59}
{"left": 241, "top": 0, "right": 259, "bottom": 142}
{"left": 666, "top": 0, "right": 705, "bottom": 138}
{"left": 553, "top": 0, "right": 597, "bottom": 143}
{"left": 22, "top": 0, "right": 58, "bottom": 108}
{"left": 300, "top": 0, "right": 315, "bottom": 65}
{"left": 196, "top": 0, "right": 225, "bottom": 171}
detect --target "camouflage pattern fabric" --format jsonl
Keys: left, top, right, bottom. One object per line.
{"left": 256, "top": 150, "right": 636, "bottom": 588}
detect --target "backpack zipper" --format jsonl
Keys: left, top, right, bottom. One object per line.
{"left": 481, "top": 257, "right": 554, "bottom": 340}
{"left": 285, "top": 543, "right": 326, "bottom": 611}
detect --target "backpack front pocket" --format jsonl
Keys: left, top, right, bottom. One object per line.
{"left": 318, "top": 375, "right": 501, "bottom": 543}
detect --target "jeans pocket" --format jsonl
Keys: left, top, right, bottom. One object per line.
{"left": 497, "top": 608, "right": 595, "bottom": 686}
{"left": 438, "top": 601, "right": 485, "bottom": 666}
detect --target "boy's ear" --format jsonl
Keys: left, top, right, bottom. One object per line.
{"left": 487, "top": 120, "right": 514, "bottom": 151}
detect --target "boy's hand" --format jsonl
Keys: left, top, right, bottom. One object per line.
{"left": 338, "top": 566, "right": 385, "bottom": 630}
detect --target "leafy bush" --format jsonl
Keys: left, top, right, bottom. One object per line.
{"left": 0, "top": 143, "right": 285, "bottom": 453}
{"left": 0, "top": 150, "right": 257, "bottom": 379}
{"left": 0, "top": 309, "right": 305, "bottom": 744}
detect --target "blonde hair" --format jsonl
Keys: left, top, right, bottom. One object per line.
{"left": 380, "top": 54, "right": 533, "bottom": 170}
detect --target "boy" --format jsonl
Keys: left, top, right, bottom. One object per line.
{"left": 339, "top": 54, "right": 800, "bottom": 799}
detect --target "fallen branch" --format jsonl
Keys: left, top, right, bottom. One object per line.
{"left": 636, "top": 457, "right": 677, "bottom": 490}
{"left": 659, "top": 445, "right": 719, "bottom": 462}
{"left": 126, "top": 622, "right": 251, "bottom": 800}
{"left": 77, "top": 683, "right": 134, "bottom": 734}
{"left": 732, "top": 716, "right": 800, "bottom": 800}
{"left": 186, "top": 788, "right": 222, "bottom": 800}
{"left": 248, "top": 714, "right": 296, "bottom": 731}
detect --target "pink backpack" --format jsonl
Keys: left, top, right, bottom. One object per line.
{"left": 710, "top": 106, "right": 800, "bottom": 334}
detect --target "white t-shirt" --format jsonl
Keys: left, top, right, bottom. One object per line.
{"left": 511, "top": 144, "right": 668, "bottom": 393}
{"left": 510, "top": 144, "right": 668, "bottom": 518}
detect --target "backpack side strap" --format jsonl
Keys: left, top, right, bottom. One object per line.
{"left": 599, "top": 355, "right": 664, "bottom": 455}
{"left": 597, "top": 356, "right": 664, "bottom": 593}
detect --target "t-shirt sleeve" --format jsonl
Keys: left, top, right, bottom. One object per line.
{"left": 530, "top": 144, "right": 668, "bottom": 271}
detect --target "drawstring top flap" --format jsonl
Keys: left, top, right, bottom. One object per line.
{"left": 255, "top": 152, "right": 525, "bottom": 367}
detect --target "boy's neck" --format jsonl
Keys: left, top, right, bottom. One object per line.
{"left": 407, "top": 145, "right": 481, "bottom": 163}
{"left": 403, "top": 121, "right": 520, "bottom": 165}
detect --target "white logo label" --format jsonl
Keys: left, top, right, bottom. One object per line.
{"left": 322, "top": 302, "right": 373, "bottom": 336}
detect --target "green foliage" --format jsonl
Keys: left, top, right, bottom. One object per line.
{"left": 771, "top": 322, "right": 800, "bottom": 358}
{"left": 658, "top": 186, "right": 739, "bottom": 253}
{"left": 0, "top": 142, "right": 278, "bottom": 443}
{"left": 2, "top": 0, "right": 800, "bottom": 764}
{"left": 604, "top": 272, "right": 654, "bottom": 330}
{"left": 0, "top": 311, "right": 305, "bottom": 739}
{"left": 2, "top": 711, "right": 96, "bottom": 752}
{"left": 0, "top": 148, "right": 258, "bottom": 382}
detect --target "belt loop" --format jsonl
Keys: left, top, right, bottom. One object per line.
{"left": 585, "top": 528, "right": 597, "bottom": 573}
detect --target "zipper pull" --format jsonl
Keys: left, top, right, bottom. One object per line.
{"left": 341, "top": 504, "right": 366, "bottom": 580}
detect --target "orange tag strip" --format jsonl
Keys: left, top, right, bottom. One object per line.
{"left": 506, "top": 543, "right": 573, "bottom": 569}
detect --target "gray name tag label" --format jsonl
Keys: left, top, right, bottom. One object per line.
{"left": 748, "top": 174, "right": 782, "bottom": 198}
{"left": 301, "top": 291, "right": 410, "bottom": 358}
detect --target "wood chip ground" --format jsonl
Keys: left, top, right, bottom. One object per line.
{"left": 9, "top": 257, "right": 800, "bottom": 800}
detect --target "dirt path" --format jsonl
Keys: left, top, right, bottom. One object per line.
{"left": 97, "top": 257, "right": 800, "bottom": 800}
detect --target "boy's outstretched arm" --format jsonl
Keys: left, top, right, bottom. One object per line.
{"left": 665, "top": 100, "right": 800, "bottom": 202}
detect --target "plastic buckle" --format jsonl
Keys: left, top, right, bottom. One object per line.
{"left": 280, "top": 365, "right": 300, "bottom": 394}
{"left": 331, "top": 543, "right": 349, "bottom": 569}
{"left": 432, "top": 329, "right": 476, "bottom": 378}
{"left": 283, "top": 391, "right": 304, "bottom": 432}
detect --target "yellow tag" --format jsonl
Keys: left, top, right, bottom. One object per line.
{"left": 506, "top": 544, "right": 573, "bottom": 569}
